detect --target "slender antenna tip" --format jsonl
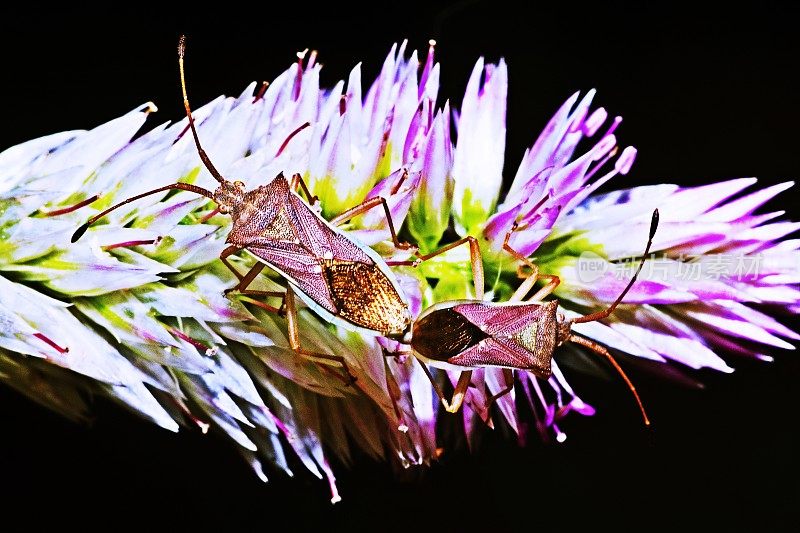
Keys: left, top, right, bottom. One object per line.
{"left": 649, "top": 209, "right": 660, "bottom": 238}
{"left": 71, "top": 222, "right": 90, "bottom": 243}
{"left": 178, "top": 35, "right": 186, "bottom": 57}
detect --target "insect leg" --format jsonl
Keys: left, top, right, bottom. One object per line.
{"left": 384, "top": 359, "right": 410, "bottom": 432}
{"left": 416, "top": 360, "right": 473, "bottom": 413}
{"left": 219, "top": 245, "right": 246, "bottom": 282}
{"left": 392, "top": 236, "right": 486, "bottom": 299}
{"left": 199, "top": 207, "right": 221, "bottom": 223}
{"left": 220, "top": 246, "right": 287, "bottom": 312}
{"left": 285, "top": 287, "right": 357, "bottom": 385}
{"left": 484, "top": 368, "right": 515, "bottom": 417}
{"left": 445, "top": 370, "right": 472, "bottom": 413}
{"left": 231, "top": 263, "right": 266, "bottom": 293}
{"left": 509, "top": 264, "right": 540, "bottom": 301}
{"left": 382, "top": 347, "right": 412, "bottom": 362}
{"left": 503, "top": 226, "right": 560, "bottom": 301}
{"left": 400, "top": 236, "right": 485, "bottom": 410}
{"left": 569, "top": 334, "right": 650, "bottom": 426}
{"left": 328, "top": 196, "right": 416, "bottom": 251}
{"left": 289, "top": 173, "right": 319, "bottom": 207}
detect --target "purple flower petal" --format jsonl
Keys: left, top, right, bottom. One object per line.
{"left": 684, "top": 308, "right": 795, "bottom": 350}
{"left": 704, "top": 181, "right": 794, "bottom": 221}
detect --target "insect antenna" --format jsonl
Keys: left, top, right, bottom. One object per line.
{"left": 568, "top": 208, "right": 660, "bottom": 425}
{"left": 72, "top": 36, "right": 226, "bottom": 244}
{"left": 70, "top": 182, "right": 214, "bottom": 242}
{"left": 573, "top": 208, "right": 659, "bottom": 325}
{"left": 178, "top": 35, "right": 227, "bottom": 185}
{"left": 569, "top": 334, "right": 650, "bottom": 425}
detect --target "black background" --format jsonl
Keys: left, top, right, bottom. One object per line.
{"left": 1, "top": 3, "right": 798, "bottom": 531}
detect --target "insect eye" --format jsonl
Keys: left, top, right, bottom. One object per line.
{"left": 218, "top": 205, "right": 230, "bottom": 214}
{"left": 234, "top": 180, "right": 245, "bottom": 190}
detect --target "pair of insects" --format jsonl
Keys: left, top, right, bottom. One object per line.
{"left": 71, "top": 37, "right": 657, "bottom": 425}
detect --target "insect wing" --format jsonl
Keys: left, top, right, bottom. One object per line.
{"left": 447, "top": 337, "right": 551, "bottom": 376}
{"left": 452, "top": 301, "right": 554, "bottom": 337}
{"left": 415, "top": 300, "right": 557, "bottom": 375}
{"left": 243, "top": 241, "right": 338, "bottom": 315}
{"left": 241, "top": 183, "right": 410, "bottom": 335}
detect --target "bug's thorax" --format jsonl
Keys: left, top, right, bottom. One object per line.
{"left": 211, "top": 172, "right": 411, "bottom": 337}
{"left": 221, "top": 175, "right": 292, "bottom": 246}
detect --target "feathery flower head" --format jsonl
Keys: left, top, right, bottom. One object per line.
{"left": 0, "top": 40, "right": 796, "bottom": 502}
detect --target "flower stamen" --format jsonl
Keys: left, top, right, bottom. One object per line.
{"left": 604, "top": 115, "right": 623, "bottom": 137}
{"left": 275, "top": 121, "right": 311, "bottom": 157}
{"left": 582, "top": 107, "right": 608, "bottom": 136}
{"left": 199, "top": 207, "right": 221, "bottom": 223}
{"left": 169, "top": 327, "right": 215, "bottom": 356}
{"left": 252, "top": 80, "right": 269, "bottom": 103}
{"left": 292, "top": 49, "right": 309, "bottom": 101}
{"left": 102, "top": 237, "right": 162, "bottom": 251}
{"left": 419, "top": 39, "right": 437, "bottom": 99}
{"left": 32, "top": 332, "right": 69, "bottom": 354}
{"left": 585, "top": 146, "right": 618, "bottom": 182}
{"left": 173, "top": 398, "right": 210, "bottom": 433}
{"left": 41, "top": 194, "right": 101, "bottom": 216}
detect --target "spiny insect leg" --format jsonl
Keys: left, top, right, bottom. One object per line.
{"left": 416, "top": 360, "right": 473, "bottom": 413}
{"left": 289, "top": 173, "right": 318, "bottom": 207}
{"left": 392, "top": 236, "right": 486, "bottom": 300}
{"left": 569, "top": 334, "right": 650, "bottom": 426}
{"left": 219, "top": 245, "right": 246, "bottom": 282}
{"left": 401, "top": 236, "right": 485, "bottom": 413}
{"left": 483, "top": 368, "right": 515, "bottom": 419}
{"left": 220, "top": 246, "right": 287, "bottom": 312}
{"left": 503, "top": 228, "right": 560, "bottom": 301}
{"left": 329, "top": 196, "right": 416, "bottom": 251}
{"left": 285, "top": 288, "right": 357, "bottom": 386}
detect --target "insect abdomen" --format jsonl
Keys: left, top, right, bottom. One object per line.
{"left": 322, "top": 259, "right": 411, "bottom": 335}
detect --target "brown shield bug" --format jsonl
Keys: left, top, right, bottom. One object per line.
{"left": 68, "top": 36, "right": 485, "bottom": 382}
{"left": 408, "top": 209, "right": 659, "bottom": 425}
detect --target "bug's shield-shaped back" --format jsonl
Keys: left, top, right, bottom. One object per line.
{"left": 413, "top": 300, "right": 558, "bottom": 376}
{"left": 227, "top": 174, "right": 411, "bottom": 336}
